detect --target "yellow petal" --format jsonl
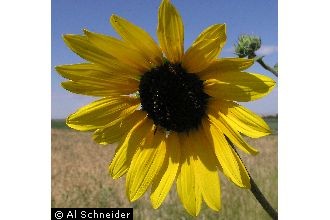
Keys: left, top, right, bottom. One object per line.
{"left": 190, "top": 130, "right": 221, "bottom": 211}
{"left": 56, "top": 63, "right": 134, "bottom": 82}
{"left": 204, "top": 71, "right": 276, "bottom": 102}
{"left": 126, "top": 130, "right": 167, "bottom": 202}
{"left": 66, "top": 96, "right": 140, "bottom": 131}
{"left": 176, "top": 134, "right": 202, "bottom": 216}
{"left": 210, "top": 100, "right": 271, "bottom": 138}
{"left": 208, "top": 113, "right": 259, "bottom": 155}
{"left": 61, "top": 80, "right": 138, "bottom": 96}
{"left": 109, "top": 116, "right": 153, "bottom": 179}
{"left": 110, "top": 14, "right": 163, "bottom": 66}
{"left": 93, "top": 110, "right": 147, "bottom": 145}
{"left": 157, "top": 0, "right": 184, "bottom": 63}
{"left": 63, "top": 35, "right": 120, "bottom": 70}
{"left": 84, "top": 29, "right": 152, "bottom": 73}
{"left": 55, "top": 62, "right": 140, "bottom": 81}
{"left": 198, "top": 58, "right": 254, "bottom": 77}
{"left": 150, "top": 132, "right": 180, "bottom": 209}
{"left": 182, "top": 24, "right": 226, "bottom": 73}
{"left": 202, "top": 119, "right": 250, "bottom": 188}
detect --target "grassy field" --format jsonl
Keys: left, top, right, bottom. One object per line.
{"left": 51, "top": 121, "right": 277, "bottom": 219}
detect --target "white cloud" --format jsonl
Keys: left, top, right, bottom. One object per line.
{"left": 222, "top": 46, "right": 235, "bottom": 53}
{"left": 257, "top": 45, "right": 278, "bottom": 56}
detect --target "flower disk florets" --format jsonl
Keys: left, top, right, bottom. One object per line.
{"left": 139, "top": 62, "right": 209, "bottom": 133}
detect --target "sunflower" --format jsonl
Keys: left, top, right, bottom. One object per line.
{"left": 56, "top": 0, "right": 275, "bottom": 216}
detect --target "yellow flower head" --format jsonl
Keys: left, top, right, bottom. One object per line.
{"left": 56, "top": 0, "right": 275, "bottom": 216}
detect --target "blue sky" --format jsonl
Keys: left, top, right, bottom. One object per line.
{"left": 51, "top": 0, "right": 278, "bottom": 119}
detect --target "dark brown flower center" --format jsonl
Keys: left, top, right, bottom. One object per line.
{"left": 139, "top": 62, "right": 209, "bottom": 133}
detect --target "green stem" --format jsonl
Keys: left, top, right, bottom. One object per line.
{"left": 256, "top": 57, "right": 278, "bottom": 77}
{"left": 250, "top": 177, "right": 278, "bottom": 220}
{"left": 227, "top": 139, "right": 278, "bottom": 219}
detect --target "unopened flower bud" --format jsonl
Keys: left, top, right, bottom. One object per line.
{"left": 234, "top": 35, "right": 261, "bottom": 58}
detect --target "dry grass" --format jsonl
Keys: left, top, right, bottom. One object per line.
{"left": 52, "top": 129, "right": 277, "bottom": 220}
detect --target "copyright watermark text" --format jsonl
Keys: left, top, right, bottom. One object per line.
{"left": 51, "top": 208, "right": 133, "bottom": 220}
